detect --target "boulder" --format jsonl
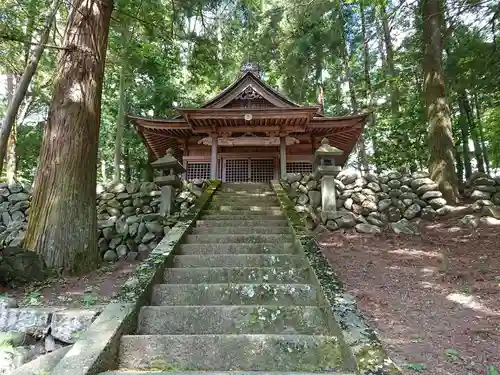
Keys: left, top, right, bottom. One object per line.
{"left": 403, "top": 203, "right": 421, "bottom": 220}
{"left": 391, "top": 218, "right": 420, "bottom": 235}
{"left": 355, "top": 223, "right": 382, "bottom": 234}
{"left": 0, "top": 247, "right": 46, "bottom": 286}
{"left": 460, "top": 214, "right": 479, "bottom": 229}
{"left": 337, "top": 169, "right": 359, "bottom": 185}
{"left": 51, "top": 310, "right": 98, "bottom": 344}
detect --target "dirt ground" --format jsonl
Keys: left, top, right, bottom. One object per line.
{"left": 0, "top": 259, "right": 141, "bottom": 309}
{"left": 319, "top": 218, "right": 500, "bottom": 375}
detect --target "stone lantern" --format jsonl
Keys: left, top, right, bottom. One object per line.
{"left": 151, "top": 148, "right": 186, "bottom": 217}
{"left": 313, "top": 138, "right": 343, "bottom": 213}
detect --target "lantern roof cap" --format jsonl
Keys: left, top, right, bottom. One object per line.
{"left": 315, "top": 137, "right": 343, "bottom": 156}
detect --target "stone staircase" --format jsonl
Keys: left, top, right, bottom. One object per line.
{"left": 100, "top": 183, "right": 354, "bottom": 375}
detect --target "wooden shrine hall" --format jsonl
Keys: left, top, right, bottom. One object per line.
{"left": 129, "top": 65, "right": 369, "bottom": 183}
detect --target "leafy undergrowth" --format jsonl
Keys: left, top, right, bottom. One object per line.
{"left": 0, "top": 259, "right": 141, "bottom": 309}
{"left": 319, "top": 218, "right": 500, "bottom": 375}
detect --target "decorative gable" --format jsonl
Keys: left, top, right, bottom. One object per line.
{"left": 201, "top": 71, "right": 300, "bottom": 109}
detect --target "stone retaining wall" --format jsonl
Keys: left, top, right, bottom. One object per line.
{"left": 0, "top": 180, "right": 206, "bottom": 261}
{"left": 281, "top": 169, "right": 447, "bottom": 234}
{"left": 0, "top": 296, "right": 100, "bottom": 374}
{"left": 464, "top": 172, "right": 500, "bottom": 204}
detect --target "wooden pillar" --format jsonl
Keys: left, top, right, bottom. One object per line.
{"left": 211, "top": 133, "right": 218, "bottom": 179}
{"left": 280, "top": 135, "right": 287, "bottom": 178}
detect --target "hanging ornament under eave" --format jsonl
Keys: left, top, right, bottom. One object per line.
{"left": 198, "top": 136, "right": 300, "bottom": 147}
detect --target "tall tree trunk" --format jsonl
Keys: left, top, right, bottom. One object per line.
{"left": 5, "top": 73, "right": 16, "bottom": 184}
{"left": 101, "top": 158, "right": 108, "bottom": 185}
{"left": 423, "top": 0, "right": 459, "bottom": 203}
{"left": 356, "top": 0, "right": 370, "bottom": 173}
{"left": 455, "top": 138, "right": 464, "bottom": 188}
{"left": 458, "top": 98, "right": 472, "bottom": 178}
{"left": 25, "top": 0, "right": 114, "bottom": 274}
{"left": 123, "top": 146, "right": 131, "bottom": 183}
{"left": 113, "top": 63, "right": 126, "bottom": 183}
{"left": 0, "top": 0, "right": 61, "bottom": 174}
{"left": 380, "top": 0, "right": 399, "bottom": 118}
{"left": 474, "top": 93, "right": 490, "bottom": 174}
{"left": 462, "top": 92, "right": 484, "bottom": 172}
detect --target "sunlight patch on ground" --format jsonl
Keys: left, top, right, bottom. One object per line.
{"left": 388, "top": 248, "right": 442, "bottom": 258}
{"left": 446, "top": 292, "right": 500, "bottom": 316}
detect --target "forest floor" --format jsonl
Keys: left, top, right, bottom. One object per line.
{"left": 319, "top": 218, "right": 500, "bottom": 375}
{"left": 0, "top": 258, "right": 141, "bottom": 309}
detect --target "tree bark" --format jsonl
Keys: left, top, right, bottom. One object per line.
{"left": 5, "top": 73, "right": 16, "bottom": 184}
{"left": 423, "top": 0, "right": 459, "bottom": 203}
{"left": 113, "top": 63, "right": 126, "bottom": 183}
{"left": 458, "top": 98, "right": 472, "bottom": 178}
{"left": 380, "top": 0, "right": 399, "bottom": 118}
{"left": 24, "top": 0, "right": 114, "bottom": 274}
{"left": 0, "top": 0, "right": 61, "bottom": 174}
{"left": 462, "top": 92, "right": 485, "bottom": 172}
{"left": 474, "top": 93, "right": 490, "bottom": 174}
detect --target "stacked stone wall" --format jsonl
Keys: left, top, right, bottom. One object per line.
{"left": 0, "top": 180, "right": 206, "bottom": 261}
{"left": 281, "top": 169, "right": 447, "bottom": 234}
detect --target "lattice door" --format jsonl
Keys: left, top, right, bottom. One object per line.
{"left": 286, "top": 162, "right": 312, "bottom": 175}
{"left": 186, "top": 162, "right": 211, "bottom": 180}
{"left": 224, "top": 159, "right": 250, "bottom": 183}
{"left": 250, "top": 159, "right": 274, "bottom": 183}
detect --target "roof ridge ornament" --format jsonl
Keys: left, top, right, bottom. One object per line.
{"left": 241, "top": 61, "right": 261, "bottom": 78}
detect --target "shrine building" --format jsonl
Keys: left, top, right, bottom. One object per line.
{"left": 129, "top": 65, "right": 369, "bottom": 183}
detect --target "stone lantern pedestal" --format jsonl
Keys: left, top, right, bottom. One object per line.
{"left": 151, "top": 149, "right": 186, "bottom": 217}
{"left": 313, "top": 138, "right": 343, "bottom": 213}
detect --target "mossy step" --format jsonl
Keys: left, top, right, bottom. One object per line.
{"left": 201, "top": 213, "right": 286, "bottom": 220}
{"left": 171, "top": 255, "right": 308, "bottom": 268}
{"left": 151, "top": 283, "right": 319, "bottom": 306}
{"left": 101, "top": 372, "right": 355, "bottom": 375}
{"left": 118, "top": 334, "right": 348, "bottom": 371}
{"left": 191, "top": 226, "right": 291, "bottom": 235}
{"left": 184, "top": 234, "right": 293, "bottom": 244}
{"left": 216, "top": 191, "right": 277, "bottom": 196}
{"left": 178, "top": 243, "right": 296, "bottom": 255}
{"left": 205, "top": 205, "right": 283, "bottom": 212}
{"left": 195, "top": 219, "right": 289, "bottom": 228}
{"left": 137, "top": 305, "right": 330, "bottom": 335}
{"left": 212, "top": 195, "right": 279, "bottom": 200}
{"left": 163, "top": 267, "right": 311, "bottom": 284}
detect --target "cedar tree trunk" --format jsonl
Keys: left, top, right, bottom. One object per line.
{"left": 423, "top": 0, "right": 459, "bottom": 203}
{"left": 25, "top": 0, "right": 113, "bottom": 274}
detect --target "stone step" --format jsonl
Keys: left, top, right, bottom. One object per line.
{"left": 163, "top": 267, "right": 311, "bottom": 284}
{"left": 171, "top": 255, "right": 307, "bottom": 268}
{"left": 212, "top": 194, "right": 279, "bottom": 200}
{"left": 191, "top": 226, "right": 291, "bottom": 235}
{"left": 101, "top": 372, "right": 355, "bottom": 375}
{"left": 137, "top": 305, "right": 330, "bottom": 335}
{"left": 178, "top": 243, "right": 296, "bottom": 255}
{"left": 118, "top": 334, "right": 347, "bottom": 371}
{"left": 205, "top": 205, "right": 283, "bottom": 212}
{"left": 151, "top": 283, "right": 318, "bottom": 306}
{"left": 184, "top": 234, "right": 292, "bottom": 244}
{"left": 216, "top": 191, "right": 277, "bottom": 196}
{"left": 195, "top": 219, "right": 289, "bottom": 228}
{"left": 201, "top": 213, "right": 286, "bottom": 220}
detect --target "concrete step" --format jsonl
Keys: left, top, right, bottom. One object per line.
{"left": 151, "top": 283, "right": 318, "bottom": 306}
{"left": 171, "top": 255, "right": 308, "bottom": 268}
{"left": 163, "top": 267, "right": 311, "bottom": 284}
{"left": 137, "top": 305, "right": 330, "bottom": 335}
{"left": 201, "top": 213, "right": 285, "bottom": 220}
{"left": 195, "top": 219, "right": 289, "bottom": 228}
{"left": 184, "top": 234, "right": 292, "bottom": 244}
{"left": 101, "top": 372, "right": 355, "bottom": 375}
{"left": 178, "top": 243, "right": 296, "bottom": 255}
{"left": 119, "top": 334, "right": 347, "bottom": 371}
{"left": 205, "top": 205, "right": 283, "bottom": 212}
{"left": 191, "top": 226, "right": 291, "bottom": 235}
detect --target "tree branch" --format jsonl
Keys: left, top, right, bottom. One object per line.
{"left": 0, "top": 34, "right": 69, "bottom": 50}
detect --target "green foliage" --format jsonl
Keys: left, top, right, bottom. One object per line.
{"left": 0, "top": 0, "right": 498, "bottom": 181}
